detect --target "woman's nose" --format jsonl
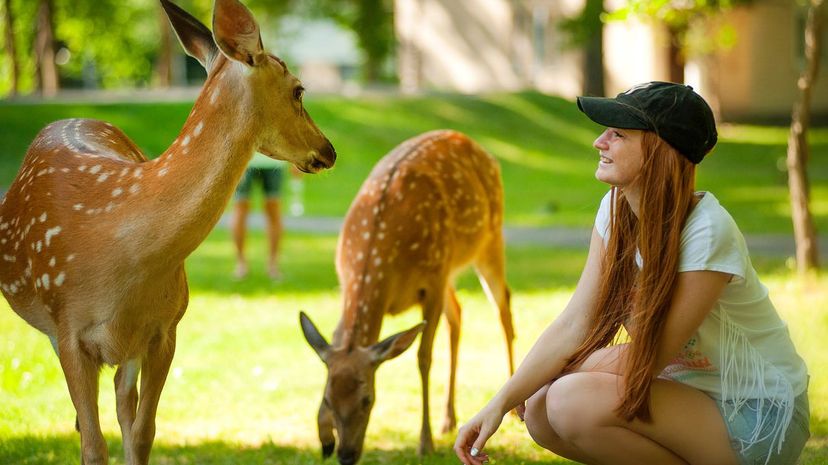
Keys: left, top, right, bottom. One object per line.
{"left": 593, "top": 130, "right": 610, "bottom": 150}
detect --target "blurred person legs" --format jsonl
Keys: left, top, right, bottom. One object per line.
{"left": 232, "top": 164, "right": 284, "bottom": 280}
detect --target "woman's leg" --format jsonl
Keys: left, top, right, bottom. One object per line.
{"left": 530, "top": 372, "right": 739, "bottom": 465}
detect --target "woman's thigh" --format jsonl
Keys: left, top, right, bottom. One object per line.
{"left": 545, "top": 372, "right": 739, "bottom": 465}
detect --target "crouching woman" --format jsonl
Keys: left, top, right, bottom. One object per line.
{"left": 453, "top": 82, "right": 810, "bottom": 465}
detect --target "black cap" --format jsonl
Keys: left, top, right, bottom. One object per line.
{"left": 577, "top": 81, "right": 717, "bottom": 164}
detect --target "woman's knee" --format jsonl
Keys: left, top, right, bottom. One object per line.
{"left": 545, "top": 373, "right": 613, "bottom": 442}
{"left": 524, "top": 384, "right": 555, "bottom": 442}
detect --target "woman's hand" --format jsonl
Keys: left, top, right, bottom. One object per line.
{"left": 453, "top": 404, "right": 504, "bottom": 464}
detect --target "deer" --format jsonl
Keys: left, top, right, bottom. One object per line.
{"left": 300, "top": 130, "right": 514, "bottom": 465}
{"left": 0, "top": 1, "right": 335, "bottom": 464}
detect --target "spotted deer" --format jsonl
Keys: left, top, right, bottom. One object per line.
{"left": 0, "top": 1, "right": 334, "bottom": 463}
{"left": 300, "top": 130, "right": 514, "bottom": 465}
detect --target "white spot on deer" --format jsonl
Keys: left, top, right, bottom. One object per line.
{"left": 194, "top": 121, "right": 204, "bottom": 136}
{"left": 90, "top": 165, "right": 102, "bottom": 174}
{"left": 362, "top": 231, "right": 370, "bottom": 240}
{"left": 133, "top": 167, "right": 143, "bottom": 178}
{"left": 182, "top": 135, "right": 191, "bottom": 147}
{"left": 2, "top": 255, "right": 15, "bottom": 262}
{"left": 112, "top": 188, "right": 123, "bottom": 197}
{"left": 374, "top": 257, "right": 382, "bottom": 266}
{"left": 410, "top": 243, "right": 420, "bottom": 250}
{"left": 78, "top": 165, "right": 87, "bottom": 172}
{"left": 129, "top": 184, "right": 140, "bottom": 195}
{"left": 158, "top": 167, "right": 169, "bottom": 177}
{"left": 41, "top": 273, "right": 50, "bottom": 290}
{"left": 120, "top": 168, "right": 129, "bottom": 177}
{"left": 357, "top": 252, "right": 364, "bottom": 261}
{"left": 49, "top": 257, "right": 55, "bottom": 267}
{"left": 73, "top": 203, "right": 84, "bottom": 211}
{"left": 54, "top": 272, "right": 65, "bottom": 287}
{"left": 97, "top": 173, "right": 111, "bottom": 183}
{"left": 365, "top": 274, "right": 372, "bottom": 284}
{"left": 36, "top": 241, "right": 43, "bottom": 252}
{"left": 210, "top": 88, "right": 221, "bottom": 104}
{"left": 67, "top": 254, "right": 76, "bottom": 262}
{"left": 61, "top": 168, "right": 69, "bottom": 173}
{"left": 39, "top": 212, "right": 47, "bottom": 223}
{"left": 35, "top": 277, "right": 41, "bottom": 288}
{"left": 45, "top": 227, "right": 61, "bottom": 246}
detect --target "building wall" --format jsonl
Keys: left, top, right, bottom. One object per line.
{"left": 395, "top": 0, "right": 828, "bottom": 120}
{"left": 707, "top": 0, "right": 828, "bottom": 121}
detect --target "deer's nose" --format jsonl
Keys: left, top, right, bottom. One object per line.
{"left": 337, "top": 449, "right": 358, "bottom": 465}
{"left": 313, "top": 141, "right": 336, "bottom": 170}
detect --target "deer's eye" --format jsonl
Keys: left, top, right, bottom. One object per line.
{"left": 361, "top": 396, "right": 372, "bottom": 409}
{"left": 293, "top": 86, "right": 305, "bottom": 102}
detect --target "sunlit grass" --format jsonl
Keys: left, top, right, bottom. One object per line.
{"left": 1, "top": 229, "right": 826, "bottom": 464}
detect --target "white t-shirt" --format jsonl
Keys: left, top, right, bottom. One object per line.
{"left": 595, "top": 190, "right": 808, "bottom": 452}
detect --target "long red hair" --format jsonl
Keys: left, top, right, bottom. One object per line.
{"left": 562, "top": 131, "right": 697, "bottom": 422}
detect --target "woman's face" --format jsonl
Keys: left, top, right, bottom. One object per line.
{"left": 593, "top": 127, "right": 645, "bottom": 188}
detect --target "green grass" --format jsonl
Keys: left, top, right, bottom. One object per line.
{"left": 1, "top": 229, "right": 827, "bottom": 464}
{"left": 0, "top": 93, "right": 826, "bottom": 233}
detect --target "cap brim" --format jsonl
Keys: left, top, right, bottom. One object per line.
{"left": 577, "top": 96, "right": 652, "bottom": 131}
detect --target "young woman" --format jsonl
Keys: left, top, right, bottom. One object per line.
{"left": 453, "top": 82, "right": 810, "bottom": 465}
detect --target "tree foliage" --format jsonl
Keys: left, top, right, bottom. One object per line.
{"left": 300, "top": 0, "right": 395, "bottom": 82}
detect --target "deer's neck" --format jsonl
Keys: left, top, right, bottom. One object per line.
{"left": 334, "top": 281, "right": 389, "bottom": 348}
{"left": 140, "top": 63, "right": 258, "bottom": 265}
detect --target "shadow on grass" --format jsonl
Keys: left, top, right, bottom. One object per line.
{"left": 0, "top": 434, "right": 581, "bottom": 465}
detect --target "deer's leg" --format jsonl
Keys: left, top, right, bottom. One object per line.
{"left": 317, "top": 398, "right": 336, "bottom": 458}
{"left": 475, "top": 234, "right": 515, "bottom": 375}
{"left": 114, "top": 359, "right": 140, "bottom": 465}
{"left": 130, "top": 329, "right": 177, "bottom": 465}
{"left": 417, "top": 287, "right": 444, "bottom": 456}
{"left": 57, "top": 337, "right": 107, "bottom": 465}
{"left": 441, "top": 286, "right": 462, "bottom": 434}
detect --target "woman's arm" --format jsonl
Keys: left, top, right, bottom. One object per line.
{"left": 453, "top": 228, "right": 606, "bottom": 464}
{"left": 651, "top": 270, "right": 731, "bottom": 374}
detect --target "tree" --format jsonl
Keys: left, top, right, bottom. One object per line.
{"left": 34, "top": 0, "right": 58, "bottom": 96}
{"left": 609, "top": 0, "right": 750, "bottom": 83}
{"left": 561, "top": 0, "right": 606, "bottom": 96}
{"left": 2, "top": 0, "right": 19, "bottom": 95}
{"left": 304, "top": 0, "right": 395, "bottom": 83}
{"left": 787, "top": 0, "right": 824, "bottom": 274}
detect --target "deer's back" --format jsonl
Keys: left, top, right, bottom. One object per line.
{"left": 337, "top": 130, "right": 503, "bottom": 292}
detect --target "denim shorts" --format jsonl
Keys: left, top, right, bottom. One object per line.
{"left": 716, "top": 390, "right": 810, "bottom": 465}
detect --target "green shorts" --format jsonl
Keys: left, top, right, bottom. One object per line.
{"left": 235, "top": 166, "right": 283, "bottom": 200}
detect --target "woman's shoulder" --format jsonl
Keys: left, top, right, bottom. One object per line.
{"left": 679, "top": 192, "right": 749, "bottom": 275}
{"left": 684, "top": 192, "right": 741, "bottom": 239}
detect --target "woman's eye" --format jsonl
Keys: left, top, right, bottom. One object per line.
{"left": 613, "top": 131, "right": 623, "bottom": 138}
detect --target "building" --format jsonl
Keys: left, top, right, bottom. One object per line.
{"left": 395, "top": 0, "right": 828, "bottom": 121}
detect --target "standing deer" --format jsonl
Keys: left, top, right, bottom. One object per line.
{"left": 300, "top": 130, "right": 514, "bottom": 465}
{"left": 0, "top": 1, "right": 335, "bottom": 464}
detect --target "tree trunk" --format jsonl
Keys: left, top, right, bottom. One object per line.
{"left": 155, "top": 4, "right": 173, "bottom": 88}
{"left": 34, "top": 0, "right": 58, "bottom": 96}
{"left": 3, "top": 0, "right": 19, "bottom": 95}
{"left": 582, "top": 0, "right": 605, "bottom": 96}
{"left": 786, "top": 0, "right": 823, "bottom": 273}
{"left": 666, "top": 24, "right": 685, "bottom": 83}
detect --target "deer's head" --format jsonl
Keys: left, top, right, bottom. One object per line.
{"left": 300, "top": 312, "right": 424, "bottom": 465}
{"left": 161, "top": 0, "right": 336, "bottom": 173}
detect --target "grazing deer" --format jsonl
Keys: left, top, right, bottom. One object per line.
{"left": 300, "top": 130, "right": 514, "bottom": 465}
{"left": 0, "top": 1, "right": 334, "bottom": 463}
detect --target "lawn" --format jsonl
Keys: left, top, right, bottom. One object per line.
{"left": 0, "top": 93, "right": 826, "bottom": 233}
{"left": 0, "top": 228, "right": 826, "bottom": 465}
{"left": 0, "top": 92, "right": 826, "bottom": 463}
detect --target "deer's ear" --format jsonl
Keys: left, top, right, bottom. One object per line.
{"left": 370, "top": 321, "right": 426, "bottom": 365}
{"left": 212, "top": 0, "right": 265, "bottom": 67}
{"left": 160, "top": 0, "right": 218, "bottom": 70}
{"left": 300, "top": 312, "right": 331, "bottom": 363}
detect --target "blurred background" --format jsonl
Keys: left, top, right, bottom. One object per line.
{"left": 1, "top": 0, "right": 826, "bottom": 122}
